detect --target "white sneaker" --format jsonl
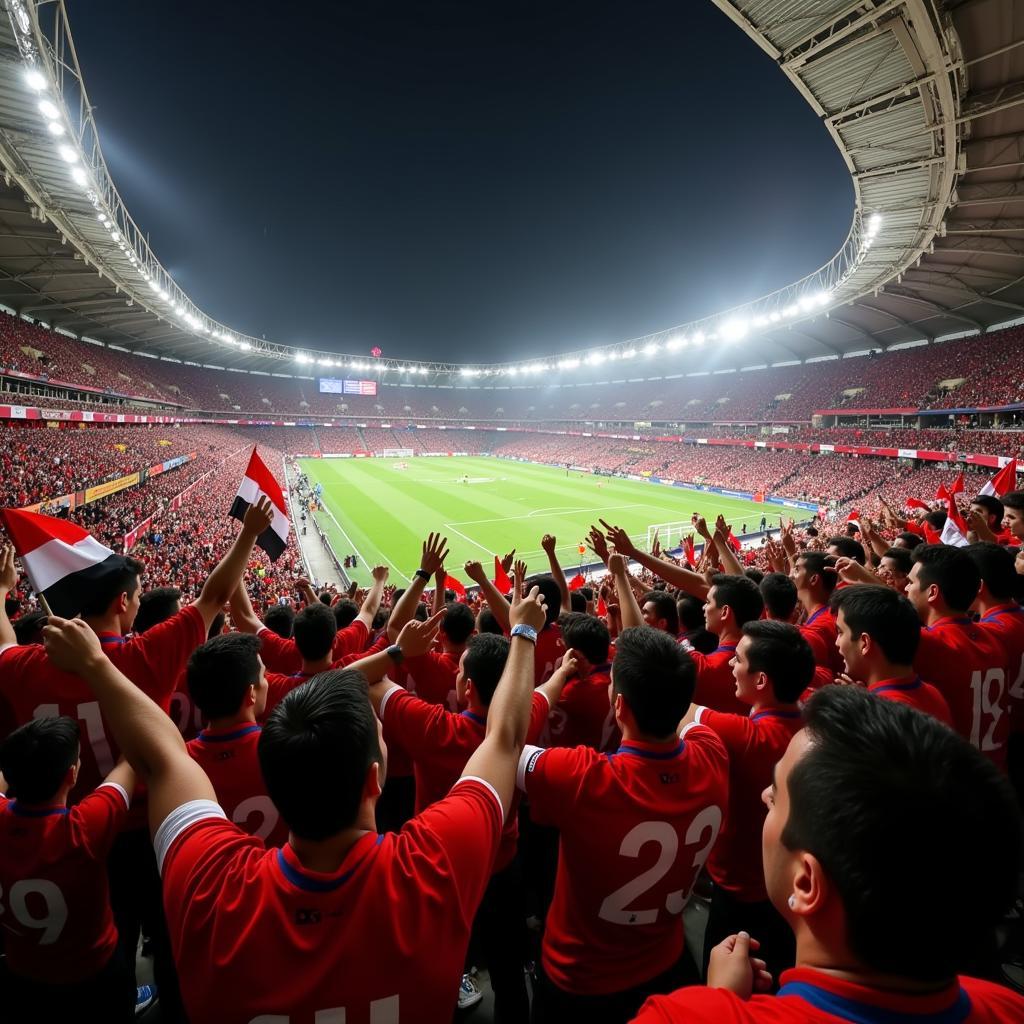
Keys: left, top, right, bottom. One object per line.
{"left": 457, "top": 972, "right": 483, "bottom": 1010}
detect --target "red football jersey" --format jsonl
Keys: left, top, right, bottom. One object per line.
{"left": 335, "top": 629, "right": 390, "bottom": 667}
{"left": 186, "top": 724, "right": 287, "bottom": 847}
{"left": 518, "top": 725, "right": 729, "bottom": 996}
{"left": 978, "top": 603, "right": 1024, "bottom": 735}
{"left": 261, "top": 670, "right": 315, "bottom": 722}
{"left": 380, "top": 686, "right": 548, "bottom": 870}
{"left": 157, "top": 779, "right": 502, "bottom": 1024}
{"left": 915, "top": 616, "right": 1010, "bottom": 768}
{"left": 404, "top": 649, "right": 461, "bottom": 709}
{"left": 534, "top": 622, "right": 566, "bottom": 684}
{"left": 544, "top": 663, "right": 620, "bottom": 751}
{"left": 169, "top": 666, "right": 204, "bottom": 741}
{"left": 868, "top": 676, "right": 952, "bottom": 726}
{"left": 0, "top": 784, "right": 128, "bottom": 982}
{"left": 801, "top": 606, "right": 842, "bottom": 674}
{"left": 257, "top": 620, "right": 368, "bottom": 675}
{"left": 0, "top": 606, "right": 206, "bottom": 797}
{"left": 690, "top": 644, "right": 747, "bottom": 715}
{"left": 694, "top": 705, "right": 802, "bottom": 901}
{"left": 633, "top": 966, "right": 1024, "bottom": 1022}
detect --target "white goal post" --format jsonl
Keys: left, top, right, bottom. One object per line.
{"left": 382, "top": 448, "right": 414, "bottom": 458}
{"left": 646, "top": 521, "right": 696, "bottom": 552}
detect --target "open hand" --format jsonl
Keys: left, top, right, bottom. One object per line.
{"left": 395, "top": 609, "right": 445, "bottom": 658}
{"left": 420, "top": 532, "right": 449, "bottom": 576}
{"left": 0, "top": 543, "right": 18, "bottom": 593}
{"left": 242, "top": 495, "right": 275, "bottom": 537}
{"left": 511, "top": 583, "right": 546, "bottom": 632}
{"left": 601, "top": 521, "right": 637, "bottom": 557}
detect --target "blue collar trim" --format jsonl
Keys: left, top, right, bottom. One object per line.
{"left": 777, "top": 981, "right": 971, "bottom": 1024}
{"left": 615, "top": 741, "right": 684, "bottom": 760}
{"left": 460, "top": 710, "right": 485, "bottom": 726}
{"left": 9, "top": 802, "right": 68, "bottom": 817}
{"left": 752, "top": 709, "right": 802, "bottom": 721}
{"left": 276, "top": 834, "right": 383, "bottom": 893}
{"left": 875, "top": 678, "right": 922, "bottom": 695}
{"left": 198, "top": 725, "right": 262, "bottom": 743}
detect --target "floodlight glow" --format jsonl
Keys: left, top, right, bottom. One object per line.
{"left": 622, "top": 348, "right": 636, "bottom": 359}
{"left": 57, "top": 144, "right": 77, "bottom": 163}
{"left": 70, "top": 166, "right": 87, "bottom": 186}
{"left": 587, "top": 352, "right": 606, "bottom": 365}
{"left": 868, "top": 213, "right": 882, "bottom": 235}
{"left": 109, "top": 230, "right": 120, "bottom": 241}
{"left": 173, "top": 305, "right": 183, "bottom": 315}
{"left": 607, "top": 351, "right": 618, "bottom": 360}
{"left": 24, "top": 69, "right": 46, "bottom": 92}
{"left": 769, "top": 311, "right": 781, "bottom": 323}
{"left": 46, "top": 121, "right": 64, "bottom": 136}
{"left": 782, "top": 304, "right": 800, "bottom": 318}
{"left": 158, "top": 289, "right": 168, "bottom": 300}
{"left": 38, "top": 99, "right": 59, "bottom": 120}
{"left": 507, "top": 366, "right": 518, "bottom": 375}
{"left": 721, "top": 318, "right": 749, "bottom": 342}
{"left": 148, "top": 281, "right": 160, "bottom": 293}
{"left": 643, "top": 343, "right": 658, "bottom": 356}
{"left": 97, "top": 213, "right": 108, "bottom": 223}
{"left": 692, "top": 331, "right": 705, "bottom": 346}
{"left": 665, "top": 337, "right": 681, "bottom": 352}
{"left": 239, "top": 341, "right": 251, "bottom": 351}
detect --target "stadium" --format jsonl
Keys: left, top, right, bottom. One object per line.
{"left": 0, "top": 0, "right": 1023, "bottom": 1021}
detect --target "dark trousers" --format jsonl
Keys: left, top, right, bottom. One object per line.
{"left": 108, "top": 827, "right": 186, "bottom": 1022}
{"left": 702, "top": 885, "right": 795, "bottom": 989}
{"left": 375, "top": 773, "right": 416, "bottom": 834}
{"left": 518, "top": 805, "right": 559, "bottom": 921}
{"left": 531, "top": 951, "right": 697, "bottom": 1024}
{"left": 474, "top": 858, "right": 530, "bottom": 1023}
{"left": 2, "top": 945, "right": 135, "bottom": 1024}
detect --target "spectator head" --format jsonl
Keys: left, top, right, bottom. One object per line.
{"left": 133, "top": 586, "right": 182, "bottom": 634}
{"left": 827, "top": 536, "right": 866, "bottom": 565}
{"left": 676, "top": 594, "right": 707, "bottom": 632}
{"left": 332, "top": 599, "right": 359, "bottom": 630}
{"left": 1003, "top": 491, "right": 1024, "bottom": 541}
{"left": 611, "top": 626, "right": 695, "bottom": 740}
{"left": 831, "top": 585, "right": 920, "bottom": 677}
{"left": 879, "top": 546, "right": 913, "bottom": 593}
{"left": 760, "top": 573, "right": 798, "bottom": 622}
{"left": 456, "top": 633, "right": 510, "bottom": 708}
{"left": 965, "top": 541, "right": 1018, "bottom": 607}
{"left": 80, "top": 555, "right": 144, "bottom": 631}
{"left": 765, "top": 686, "right": 1020, "bottom": 982}
{"left": 733, "top": 620, "right": 814, "bottom": 706}
{"left": 259, "top": 670, "right": 383, "bottom": 841}
{"left": 12, "top": 609, "right": 47, "bottom": 646}
{"left": 528, "top": 575, "right": 562, "bottom": 625}
{"left": 569, "top": 591, "right": 587, "bottom": 613}
{"left": 924, "top": 508, "right": 947, "bottom": 531}
{"left": 971, "top": 494, "right": 1004, "bottom": 530}
{"left": 293, "top": 602, "right": 338, "bottom": 663}
{"left": 264, "top": 604, "right": 295, "bottom": 639}
{"left": 207, "top": 610, "right": 226, "bottom": 640}
{"left": 907, "top": 545, "right": 981, "bottom": 620}
{"left": 744, "top": 568, "right": 765, "bottom": 585}
{"left": 791, "top": 552, "right": 838, "bottom": 604}
{"left": 0, "top": 716, "right": 79, "bottom": 804}
{"left": 562, "top": 612, "right": 610, "bottom": 668}
{"left": 642, "top": 591, "right": 680, "bottom": 635}
{"left": 318, "top": 592, "right": 333, "bottom": 606}
{"left": 894, "top": 531, "right": 923, "bottom": 550}
{"left": 705, "top": 574, "right": 764, "bottom": 637}
{"left": 440, "top": 602, "right": 476, "bottom": 646}
{"left": 476, "top": 606, "right": 503, "bottom": 635}
{"left": 187, "top": 633, "right": 265, "bottom": 721}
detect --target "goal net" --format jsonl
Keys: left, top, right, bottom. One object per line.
{"left": 381, "top": 448, "right": 414, "bottom": 458}
{"left": 646, "top": 521, "right": 696, "bottom": 553}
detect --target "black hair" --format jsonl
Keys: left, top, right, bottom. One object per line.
{"left": 912, "top": 544, "right": 980, "bottom": 613}
{"left": 741, "top": 620, "right": 814, "bottom": 703}
{"left": 612, "top": 626, "right": 695, "bottom": 738}
{"left": 133, "top": 587, "right": 182, "bottom": 634}
{"left": 924, "top": 508, "right": 947, "bottom": 530}
{"left": 207, "top": 611, "right": 226, "bottom": 640}
{"left": 580, "top": 587, "right": 594, "bottom": 602}
{"left": 1002, "top": 490, "right": 1024, "bottom": 511}
{"left": 528, "top": 575, "right": 562, "bottom": 625}
{"left": 642, "top": 591, "right": 680, "bottom": 634}
{"left": 895, "top": 531, "right": 923, "bottom": 549}
{"left": 760, "top": 572, "right": 798, "bottom": 621}
{"left": 797, "top": 552, "right": 838, "bottom": 596}
{"left": 744, "top": 568, "right": 765, "bottom": 585}
{"left": 562, "top": 612, "right": 610, "bottom": 665}
{"left": 784, "top": 686, "right": 1021, "bottom": 981}
{"left": 12, "top": 610, "right": 47, "bottom": 646}
{"left": 831, "top": 585, "right": 920, "bottom": 665}
{"left": 0, "top": 717, "right": 80, "bottom": 803}
{"left": 880, "top": 546, "right": 912, "bottom": 576}
{"left": 971, "top": 494, "right": 1004, "bottom": 525}
{"left": 319, "top": 592, "right": 333, "bottom": 606}
{"left": 80, "top": 555, "right": 144, "bottom": 618}
{"left": 462, "top": 633, "right": 511, "bottom": 705}
{"left": 965, "top": 541, "right": 1018, "bottom": 602}
{"left": 441, "top": 602, "right": 476, "bottom": 645}
{"left": 569, "top": 591, "right": 587, "bottom": 613}
{"left": 293, "top": 602, "right": 338, "bottom": 661}
{"left": 676, "top": 594, "right": 707, "bottom": 632}
{"left": 827, "top": 536, "right": 866, "bottom": 565}
{"left": 332, "top": 599, "right": 359, "bottom": 630}
{"left": 187, "top": 633, "right": 263, "bottom": 720}
{"left": 709, "top": 573, "right": 764, "bottom": 627}
{"left": 476, "top": 606, "right": 503, "bottom": 635}
{"left": 264, "top": 604, "right": 295, "bottom": 639}
{"left": 259, "top": 670, "right": 382, "bottom": 840}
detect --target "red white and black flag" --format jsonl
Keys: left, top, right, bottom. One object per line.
{"left": 0, "top": 507, "right": 128, "bottom": 618}
{"left": 229, "top": 448, "right": 290, "bottom": 561}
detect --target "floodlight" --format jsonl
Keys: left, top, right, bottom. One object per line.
{"left": 691, "top": 331, "right": 705, "bottom": 346}
{"left": 46, "top": 121, "right": 64, "bottom": 136}
{"left": 109, "top": 230, "right": 120, "bottom": 242}
{"left": 70, "top": 166, "right": 87, "bottom": 186}
{"left": 24, "top": 69, "right": 46, "bottom": 92}
{"left": 57, "top": 144, "right": 77, "bottom": 163}
{"left": 239, "top": 342, "right": 251, "bottom": 351}
{"left": 622, "top": 348, "right": 636, "bottom": 359}
{"left": 38, "top": 99, "right": 59, "bottom": 120}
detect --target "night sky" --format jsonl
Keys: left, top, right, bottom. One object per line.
{"left": 66, "top": 1, "right": 853, "bottom": 363}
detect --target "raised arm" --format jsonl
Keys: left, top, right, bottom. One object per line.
{"left": 387, "top": 533, "right": 448, "bottom": 641}
{"left": 356, "top": 565, "right": 389, "bottom": 629}
{"left": 432, "top": 567, "right": 446, "bottom": 616}
{"left": 354, "top": 612, "right": 444, "bottom": 710}
{"left": 460, "top": 584, "right": 547, "bottom": 818}
{"left": 541, "top": 534, "right": 570, "bottom": 611}
{"left": 0, "top": 544, "right": 18, "bottom": 649}
{"left": 227, "top": 580, "right": 264, "bottom": 636}
{"left": 295, "top": 577, "right": 319, "bottom": 608}
{"left": 607, "top": 551, "right": 644, "bottom": 630}
{"left": 42, "top": 617, "right": 215, "bottom": 835}
{"left": 464, "top": 560, "right": 511, "bottom": 633}
{"left": 602, "top": 521, "right": 711, "bottom": 600}
{"left": 536, "top": 648, "right": 579, "bottom": 707}
{"left": 193, "top": 497, "right": 275, "bottom": 631}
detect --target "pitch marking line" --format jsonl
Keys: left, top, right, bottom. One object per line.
{"left": 443, "top": 523, "right": 496, "bottom": 558}
{"left": 449, "top": 503, "right": 654, "bottom": 528}
{"left": 319, "top": 499, "right": 412, "bottom": 583}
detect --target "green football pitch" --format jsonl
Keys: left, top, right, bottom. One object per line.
{"left": 298, "top": 456, "right": 775, "bottom": 587}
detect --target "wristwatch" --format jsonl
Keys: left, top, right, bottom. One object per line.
{"left": 414, "top": 569, "right": 431, "bottom": 581}
{"left": 510, "top": 624, "right": 538, "bottom": 644}
{"left": 386, "top": 644, "right": 405, "bottom": 663}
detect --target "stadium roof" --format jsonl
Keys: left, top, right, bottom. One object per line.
{"left": 0, "top": 0, "right": 1018, "bottom": 381}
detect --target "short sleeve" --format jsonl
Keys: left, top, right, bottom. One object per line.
{"left": 154, "top": 799, "right": 229, "bottom": 874}
{"left": 116, "top": 605, "right": 207, "bottom": 703}
{"left": 70, "top": 784, "right": 130, "bottom": 860}
{"left": 526, "top": 691, "right": 551, "bottom": 744}
{"left": 381, "top": 688, "right": 453, "bottom": 759}
{"left": 256, "top": 627, "right": 299, "bottom": 674}
{"left": 680, "top": 722, "right": 730, "bottom": 774}
{"left": 333, "top": 620, "right": 369, "bottom": 660}
{"left": 516, "top": 744, "right": 595, "bottom": 826}
{"left": 633, "top": 987, "right": 755, "bottom": 1023}
{"left": 695, "top": 707, "right": 753, "bottom": 755}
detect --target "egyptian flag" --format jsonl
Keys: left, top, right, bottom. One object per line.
{"left": 980, "top": 458, "right": 1018, "bottom": 498}
{"left": 492, "top": 555, "right": 512, "bottom": 596}
{"left": 229, "top": 449, "right": 289, "bottom": 561}
{"left": 726, "top": 529, "right": 742, "bottom": 553}
{"left": 905, "top": 497, "right": 930, "bottom": 512}
{"left": 0, "top": 507, "right": 129, "bottom": 618}
{"left": 939, "top": 491, "right": 970, "bottom": 548}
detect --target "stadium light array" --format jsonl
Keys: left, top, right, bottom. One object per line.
{"left": 24, "top": 68, "right": 46, "bottom": 92}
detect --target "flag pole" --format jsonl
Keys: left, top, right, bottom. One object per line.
{"left": 37, "top": 592, "right": 53, "bottom": 617}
